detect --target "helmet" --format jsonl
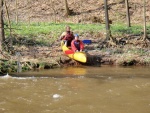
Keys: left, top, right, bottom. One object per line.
{"left": 74, "top": 34, "right": 79, "bottom": 37}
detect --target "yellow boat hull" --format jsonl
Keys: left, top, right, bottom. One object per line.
{"left": 61, "top": 41, "right": 87, "bottom": 63}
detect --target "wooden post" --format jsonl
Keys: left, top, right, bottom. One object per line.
{"left": 16, "top": 52, "right": 22, "bottom": 73}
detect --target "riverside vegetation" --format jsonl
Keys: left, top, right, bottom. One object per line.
{"left": 0, "top": 22, "right": 150, "bottom": 75}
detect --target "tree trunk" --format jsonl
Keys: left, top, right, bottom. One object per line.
{"left": 125, "top": 0, "right": 131, "bottom": 27}
{"left": 143, "top": 0, "right": 147, "bottom": 40}
{"left": 0, "top": 0, "right": 5, "bottom": 51}
{"left": 50, "top": 0, "right": 56, "bottom": 23}
{"left": 104, "top": 0, "right": 110, "bottom": 40}
{"left": 64, "top": 0, "right": 71, "bottom": 16}
{"left": 4, "top": 1, "right": 12, "bottom": 46}
{"left": 4, "top": 1, "right": 11, "bottom": 35}
{"left": 15, "top": 0, "right": 18, "bottom": 24}
{"left": 103, "top": 0, "right": 117, "bottom": 46}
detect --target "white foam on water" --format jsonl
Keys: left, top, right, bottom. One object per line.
{"left": 13, "top": 77, "right": 35, "bottom": 80}
{"left": 52, "top": 94, "right": 62, "bottom": 99}
{"left": 1, "top": 73, "right": 49, "bottom": 79}
{"left": 1, "top": 73, "right": 12, "bottom": 79}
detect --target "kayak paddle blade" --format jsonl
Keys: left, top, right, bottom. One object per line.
{"left": 82, "top": 40, "right": 92, "bottom": 44}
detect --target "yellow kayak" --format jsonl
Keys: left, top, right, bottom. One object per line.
{"left": 61, "top": 41, "right": 87, "bottom": 63}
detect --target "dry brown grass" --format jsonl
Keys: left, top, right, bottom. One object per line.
{"left": 4, "top": 0, "right": 150, "bottom": 24}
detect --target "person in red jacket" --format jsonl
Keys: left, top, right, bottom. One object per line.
{"left": 60, "top": 26, "right": 74, "bottom": 47}
{"left": 71, "top": 34, "right": 84, "bottom": 52}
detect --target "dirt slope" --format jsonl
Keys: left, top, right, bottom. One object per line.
{"left": 4, "top": 0, "right": 150, "bottom": 24}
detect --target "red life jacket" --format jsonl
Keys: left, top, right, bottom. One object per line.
{"left": 64, "top": 31, "right": 74, "bottom": 41}
{"left": 71, "top": 39, "right": 84, "bottom": 52}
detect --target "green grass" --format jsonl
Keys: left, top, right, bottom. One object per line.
{"left": 5, "top": 22, "right": 105, "bottom": 36}
{"left": 5, "top": 22, "right": 150, "bottom": 36}
{"left": 111, "top": 23, "right": 144, "bottom": 35}
{"left": 4, "top": 22, "right": 150, "bottom": 45}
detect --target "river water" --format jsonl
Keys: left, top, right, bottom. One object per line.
{"left": 0, "top": 66, "right": 150, "bottom": 113}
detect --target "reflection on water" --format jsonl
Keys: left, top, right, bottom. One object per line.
{"left": 11, "top": 66, "right": 150, "bottom": 78}
{"left": 0, "top": 66, "right": 150, "bottom": 113}
{"left": 12, "top": 67, "right": 88, "bottom": 77}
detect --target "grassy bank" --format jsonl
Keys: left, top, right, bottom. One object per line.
{"left": 5, "top": 22, "right": 105, "bottom": 46}
{"left": 6, "top": 22, "right": 104, "bottom": 36}
{"left": 5, "top": 22, "right": 150, "bottom": 38}
{"left": 1, "top": 22, "right": 149, "bottom": 75}
{"left": 4, "top": 22, "right": 150, "bottom": 48}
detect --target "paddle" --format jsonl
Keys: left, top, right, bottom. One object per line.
{"left": 64, "top": 50, "right": 74, "bottom": 54}
{"left": 82, "top": 40, "right": 92, "bottom": 44}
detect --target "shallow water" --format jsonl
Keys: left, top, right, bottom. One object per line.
{"left": 0, "top": 66, "right": 150, "bottom": 113}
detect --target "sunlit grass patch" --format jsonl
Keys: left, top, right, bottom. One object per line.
{"left": 4, "top": 22, "right": 150, "bottom": 46}
{"left": 111, "top": 23, "right": 143, "bottom": 35}
{"left": 5, "top": 22, "right": 149, "bottom": 37}
{"left": 6, "top": 22, "right": 105, "bottom": 36}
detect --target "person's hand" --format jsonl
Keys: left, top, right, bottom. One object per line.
{"left": 75, "top": 50, "right": 79, "bottom": 52}
{"left": 80, "top": 50, "right": 83, "bottom": 52}
{"left": 64, "top": 40, "right": 67, "bottom": 46}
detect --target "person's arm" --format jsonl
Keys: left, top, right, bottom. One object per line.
{"left": 80, "top": 41, "right": 84, "bottom": 51}
{"left": 60, "top": 32, "right": 66, "bottom": 40}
